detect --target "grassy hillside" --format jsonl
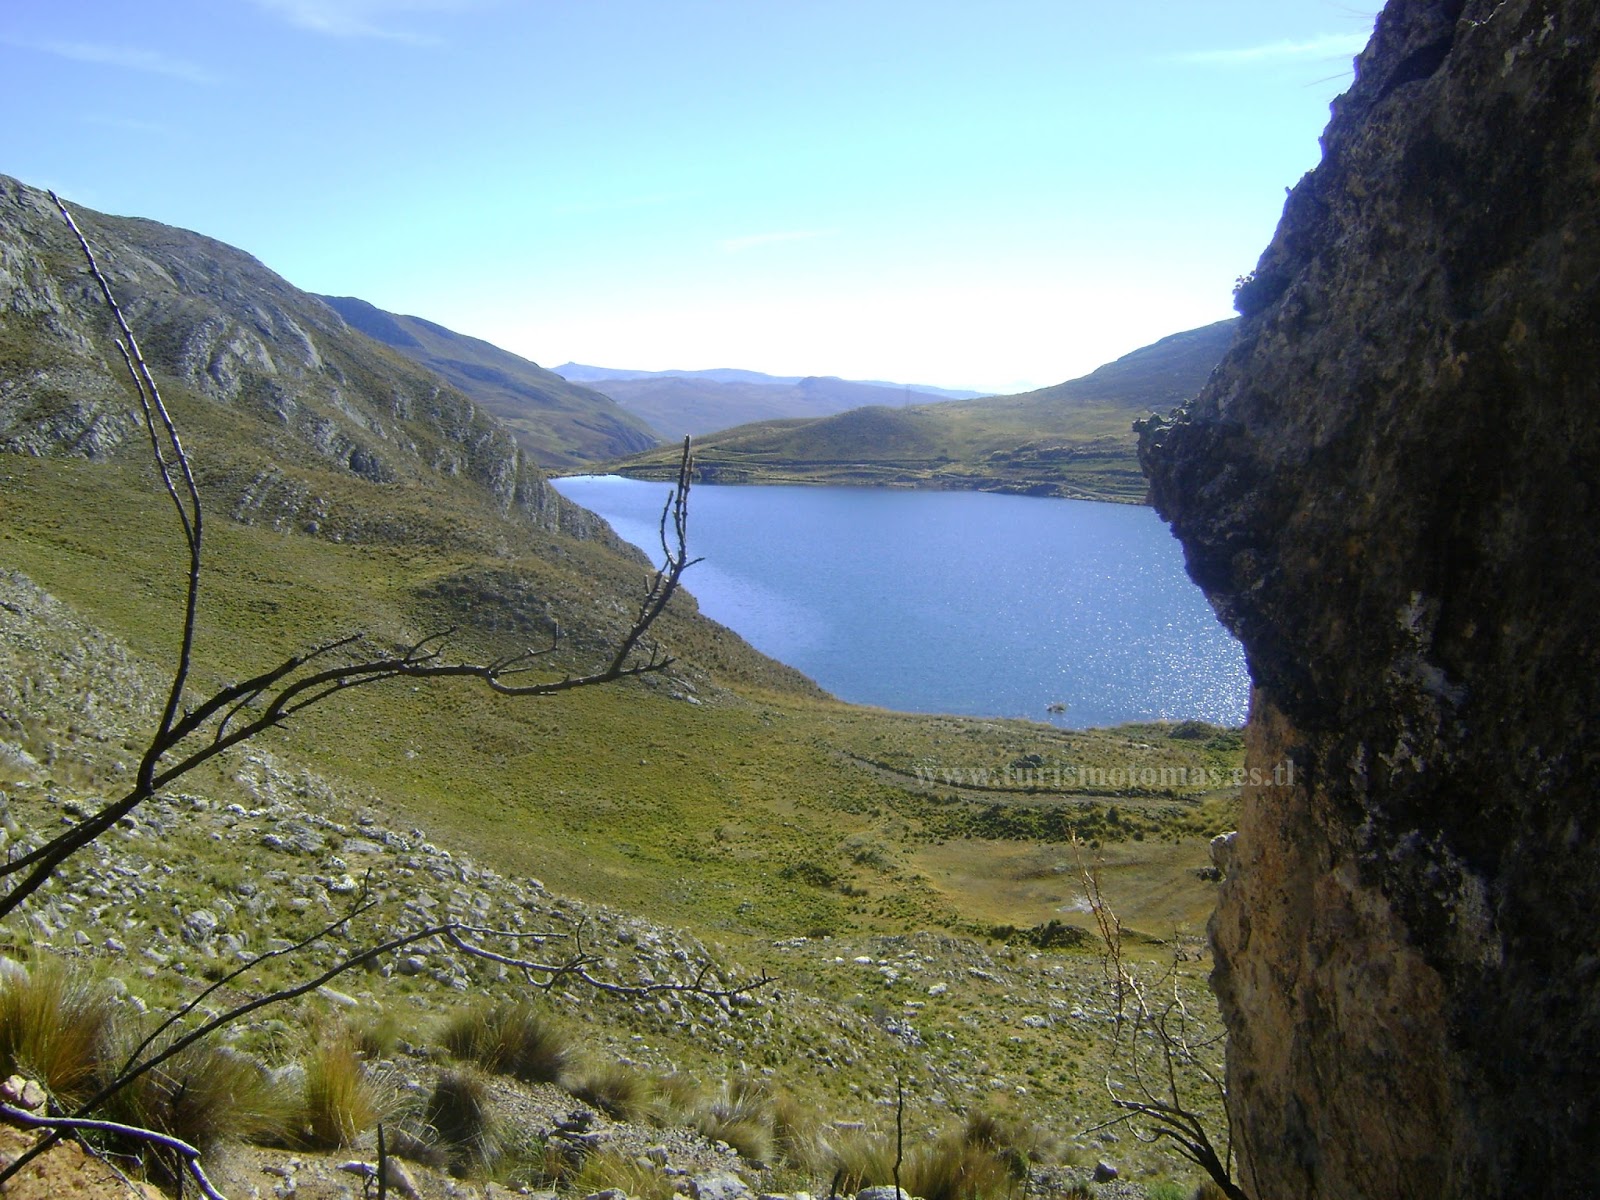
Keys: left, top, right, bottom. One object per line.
{"left": 579, "top": 373, "right": 975, "bottom": 439}
{"left": 0, "top": 175, "right": 1246, "bottom": 1190}
{"left": 319, "top": 294, "right": 660, "bottom": 468}
{"left": 604, "top": 321, "right": 1235, "bottom": 502}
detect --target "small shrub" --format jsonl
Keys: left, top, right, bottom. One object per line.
{"left": 646, "top": 1072, "right": 705, "bottom": 1127}
{"left": 1194, "top": 1183, "right": 1231, "bottom": 1200}
{"left": 571, "top": 1061, "right": 655, "bottom": 1122}
{"left": 297, "top": 1036, "right": 398, "bottom": 1148}
{"left": 1021, "top": 919, "right": 1089, "bottom": 950}
{"left": 441, "top": 1000, "right": 573, "bottom": 1085}
{"left": 101, "top": 1040, "right": 293, "bottom": 1183}
{"left": 697, "top": 1076, "right": 775, "bottom": 1164}
{"left": 1146, "top": 1184, "right": 1188, "bottom": 1200}
{"left": 0, "top": 958, "right": 117, "bottom": 1107}
{"left": 424, "top": 1067, "right": 500, "bottom": 1177}
{"left": 780, "top": 861, "right": 838, "bottom": 888}
{"left": 569, "top": 1149, "right": 678, "bottom": 1200}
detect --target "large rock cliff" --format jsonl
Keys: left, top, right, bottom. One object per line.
{"left": 1137, "top": 1, "right": 1600, "bottom": 1196}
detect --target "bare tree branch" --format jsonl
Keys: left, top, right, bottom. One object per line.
{"left": 1075, "top": 839, "right": 1249, "bottom": 1200}
{"left": 50, "top": 192, "right": 204, "bottom": 797}
{"left": 0, "top": 1105, "right": 228, "bottom": 1200}
{"left": 0, "top": 195, "right": 742, "bottom": 1199}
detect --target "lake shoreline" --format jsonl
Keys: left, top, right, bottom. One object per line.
{"left": 564, "top": 462, "right": 1151, "bottom": 505}
{"left": 553, "top": 475, "right": 1247, "bottom": 729}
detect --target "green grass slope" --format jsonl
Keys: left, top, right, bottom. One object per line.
{"left": 1, "top": 173, "right": 1246, "bottom": 1183}
{"left": 318, "top": 294, "right": 660, "bottom": 468}
{"left": 0, "top": 171, "right": 1239, "bottom": 935}
{"left": 604, "top": 321, "right": 1235, "bottom": 502}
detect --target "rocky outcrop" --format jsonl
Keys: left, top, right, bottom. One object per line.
{"left": 1137, "top": 2, "right": 1600, "bottom": 1197}
{"left": 0, "top": 175, "right": 607, "bottom": 544}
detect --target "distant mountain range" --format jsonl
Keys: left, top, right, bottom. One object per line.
{"left": 318, "top": 297, "right": 658, "bottom": 469}
{"left": 603, "top": 321, "right": 1236, "bottom": 503}
{"left": 553, "top": 363, "right": 985, "bottom": 438}
{"left": 556, "top": 361, "right": 983, "bottom": 399}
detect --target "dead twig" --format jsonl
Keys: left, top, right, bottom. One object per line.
{"left": 1075, "top": 837, "right": 1248, "bottom": 1200}
{"left": 0, "top": 1105, "right": 228, "bottom": 1200}
{"left": 0, "top": 194, "right": 714, "bottom": 1199}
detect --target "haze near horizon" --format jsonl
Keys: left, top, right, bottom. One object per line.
{"left": 4, "top": 0, "right": 1375, "bottom": 393}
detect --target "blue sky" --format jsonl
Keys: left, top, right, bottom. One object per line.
{"left": 4, "top": 1, "right": 1375, "bottom": 393}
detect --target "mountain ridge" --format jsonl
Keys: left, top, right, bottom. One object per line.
{"left": 555, "top": 361, "right": 985, "bottom": 400}
{"left": 318, "top": 294, "right": 660, "bottom": 468}
{"left": 563, "top": 368, "right": 985, "bottom": 440}
{"left": 603, "top": 319, "right": 1235, "bottom": 501}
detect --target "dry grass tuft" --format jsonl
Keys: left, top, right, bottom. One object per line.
{"left": 828, "top": 1124, "right": 1017, "bottom": 1200}
{"left": 645, "top": 1072, "right": 706, "bottom": 1127}
{"left": 440, "top": 1000, "right": 574, "bottom": 1085}
{"left": 771, "top": 1089, "right": 830, "bottom": 1173}
{"left": 571, "top": 1061, "right": 656, "bottom": 1122}
{"left": 296, "top": 1035, "right": 399, "bottom": 1148}
{"left": 344, "top": 1007, "right": 404, "bottom": 1060}
{"left": 569, "top": 1149, "right": 678, "bottom": 1200}
{"left": 696, "top": 1075, "right": 776, "bottom": 1164}
{"left": 0, "top": 958, "right": 117, "bottom": 1108}
{"left": 99, "top": 1038, "right": 295, "bottom": 1187}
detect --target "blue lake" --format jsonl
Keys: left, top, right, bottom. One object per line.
{"left": 552, "top": 476, "right": 1250, "bottom": 729}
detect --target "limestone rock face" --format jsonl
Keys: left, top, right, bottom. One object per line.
{"left": 1138, "top": 2, "right": 1600, "bottom": 1196}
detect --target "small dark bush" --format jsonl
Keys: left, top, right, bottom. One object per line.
{"left": 424, "top": 1067, "right": 500, "bottom": 1176}
{"left": 441, "top": 1000, "right": 573, "bottom": 1085}
{"left": 571, "top": 1061, "right": 655, "bottom": 1121}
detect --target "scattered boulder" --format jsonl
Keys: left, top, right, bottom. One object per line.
{"left": 691, "top": 1170, "right": 754, "bottom": 1200}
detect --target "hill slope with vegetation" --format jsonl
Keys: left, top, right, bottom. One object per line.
{"left": 604, "top": 321, "right": 1234, "bottom": 502}
{"left": 317, "top": 294, "right": 660, "bottom": 468}
{"left": 568, "top": 371, "right": 977, "bottom": 439}
{"left": 0, "top": 173, "right": 1244, "bottom": 1195}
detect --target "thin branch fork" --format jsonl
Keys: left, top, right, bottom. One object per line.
{"left": 3, "top": 200, "right": 716, "bottom": 1196}
{"left": 12, "top": 199, "right": 700, "bottom": 924}
{"left": 50, "top": 192, "right": 204, "bottom": 799}
{"left": 0, "top": 1105, "right": 228, "bottom": 1200}
{"left": 0, "top": 906, "right": 772, "bottom": 1190}
{"left": 1074, "top": 837, "right": 1247, "bottom": 1200}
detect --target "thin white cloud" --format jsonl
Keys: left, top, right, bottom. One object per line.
{"left": 719, "top": 230, "right": 833, "bottom": 254}
{"left": 1175, "top": 32, "right": 1369, "bottom": 66}
{"left": 8, "top": 39, "right": 219, "bottom": 84}
{"left": 251, "top": 0, "right": 483, "bottom": 43}
{"left": 81, "top": 114, "right": 182, "bottom": 138}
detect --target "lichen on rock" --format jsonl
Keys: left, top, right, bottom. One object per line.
{"left": 1138, "top": 1, "right": 1600, "bottom": 1196}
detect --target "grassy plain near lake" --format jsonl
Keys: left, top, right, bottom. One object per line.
{"left": 0, "top": 440, "right": 1241, "bottom": 1192}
